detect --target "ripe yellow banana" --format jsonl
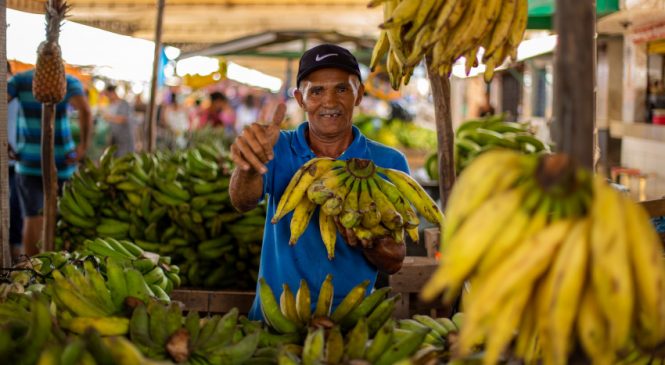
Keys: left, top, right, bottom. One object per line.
{"left": 377, "top": 167, "right": 443, "bottom": 225}
{"left": 359, "top": 179, "right": 381, "bottom": 229}
{"left": 280, "top": 283, "right": 302, "bottom": 327}
{"left": 538, "top": 219, "right": 590, "bottom": 365}
{"left": 508, "top": 0, "right": 529, "bottom": 48}
{"left": 380, "top": 0, "right": 420, "bottom": 28}
{"left": 370, "top": 31, "right": 390, "bottom": 71}
{"left": 319, "top": 211, "right": 337, "bottom": 260}
{"left": 340, "top": 178, "right": 361, "bottom": 229}
{"left": 589, "top": 178, "right": 633, "bottom": 350}
{"left": 313, "top": 274, "right": 334, "bottom": 318}
{"left": 622, "top": 196, "right": 665, "bottom": 348}
{"left": 296, "top": 279, "right": 312, "bottom": 324}
{"left": 443, "top": 150, "right": 527, "bottom": 246}
{"left": 577, "top": 289, "right": 614, "bottom": 365}
{"left": 483, "top": 0, "right": 517, "bottom": 61}
{"left": 273, "top": 158, "right": 337, "bottom": 223}
{"left": 368, "top": 177, "right": 403, "bottom": 230}
{"left": 421, "top": 186, "right": 527, "bottom": 302}
{"left": 289, "top": 197, "right": 317, "bottom": 245}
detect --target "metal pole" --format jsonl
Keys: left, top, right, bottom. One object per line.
{"left": 0, "top": 0, "right": 10, "bottom": 267}
{"left": 146, "top": 0, "right": 165, "bottom": 152}
{"left": 553, "top": 0, "right": 596, "bottom": 168}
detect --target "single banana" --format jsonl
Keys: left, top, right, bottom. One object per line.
{"left": 330, "top": 279, "right": 370, "bottom": 322}
{"left": 280, "top": 283, "right": 302, "bottom": 327}
{"left": 259, "top": 278, "right": 299, "bottom": 334}
{"left": 289, "top": 197, "right": 317, "bottom": 245}
{"left": 313, "top": 274, "right": 334, "bottom": 318}
{"left": 296, "top": 279, "right": 312, "bottom": 325}
{"left": 319, "top": 211, "right": 337, "bottom": 260}
{"left": 273, "top": 158, "right": 337, "bottom": 223}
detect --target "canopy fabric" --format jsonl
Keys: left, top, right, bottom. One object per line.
{"left": 8, "top": 0, "right": 382, "bottom": 45}
{"left": 528, "top": 0, "right": 620, "bottom": 29}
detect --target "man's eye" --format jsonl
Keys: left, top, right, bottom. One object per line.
{"left": 337, "top": 86, "right": 348, "bottom": 93}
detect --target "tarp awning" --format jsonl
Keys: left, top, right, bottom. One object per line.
{"left": 528, "top": 0, "right": 620, "bottom": 29}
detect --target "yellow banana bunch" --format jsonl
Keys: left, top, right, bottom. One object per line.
{"left": 421, "top": 150, "right": 665, "bottom": 365}
{"left": 370, "top": 0, "right": 530, "bottom": 89}
{"left": 274, "top": 157, "right": 443, "bottom": 259}
{"left": 259, "top": 275, "right": 398, "bottom": 336}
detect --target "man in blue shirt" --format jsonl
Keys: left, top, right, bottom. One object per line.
{"left": 229, "top": 44, "right": 408, "bottom": 321}
{"left": 8, "top": 69, "right": 92, "bottom": 256}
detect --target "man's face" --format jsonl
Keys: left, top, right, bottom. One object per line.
{"left": 295, "top": 68, "right": 364, "bottom": 139}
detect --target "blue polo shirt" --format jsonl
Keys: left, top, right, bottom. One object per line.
{"left": 248, "top": 122, "right": 410, "bottom": 321}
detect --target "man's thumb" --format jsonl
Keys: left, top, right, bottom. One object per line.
{"left": 271, "top": 103, "right": 286, "bottom": 127}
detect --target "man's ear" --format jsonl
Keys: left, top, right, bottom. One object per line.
{"left": 294, "top": 89, "right": 305, "bottom": 109}
{"left": 355, "top": 83, "right": 365, "bottom": 107}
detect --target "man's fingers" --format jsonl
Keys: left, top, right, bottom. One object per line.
{"left": 230, "top": 144, "right": 251, "bottom": 171}
{"left": 240, "top": 133, "right": 269, "bottom": 163}
{"left": 247, "top": 125, "right": 274, "bottom": 160}
{"left": 235, "top": 138, "right": 267, "bottom": 174}
{"left": 271, "top": 103, "right": 286, "bottom": 126}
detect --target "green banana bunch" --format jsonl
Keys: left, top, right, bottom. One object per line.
{"left": 57, "top": 142, "right": 265, "bottom": 290}
{"left": 424, "top": 115, "right": 550, "bottom": 178}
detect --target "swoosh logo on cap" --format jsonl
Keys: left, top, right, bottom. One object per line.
{"left": 315, "top": 53, "right": 338, "bottom": 61}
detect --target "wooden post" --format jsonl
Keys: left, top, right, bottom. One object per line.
{"left": 146, "top": 0, "right": 165, "bottom": 152}
{"left": 0, "top": 0, "right": 10, "bottom": 267}
{"left": 41, "top": 105, "right": 57, "bottom": 251}
{"left": 553, "top": 0, "right": 596, "bottom": 169}
{"left": 426, "top": 56, "right": 456, "bottom": 207}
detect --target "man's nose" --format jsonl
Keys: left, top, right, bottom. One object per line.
{"left": 321, "top": 89, "right": 338, "bottom": 106}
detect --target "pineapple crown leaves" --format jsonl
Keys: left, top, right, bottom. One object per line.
{"left": 43, "top": 0, "right": 70, "bottom": 43}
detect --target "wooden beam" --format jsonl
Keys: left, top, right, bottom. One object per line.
{"left": 553, "top": 0, "right": 596, "bottom": 168}
{"left": 41, "top": 105, "right": 57, "bottom": 251}
{"left": 145, "top": 0, "right": 165, "bottom": 152}
{"left": 426, "top": 56, "right": 455, "bottom": 208}
{"left": 0, "top": 0, "right": 10, "bottom": 267}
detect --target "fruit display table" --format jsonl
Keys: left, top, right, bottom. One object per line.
{"left": 170, "top": 289, "right": 255, "bottom": 315}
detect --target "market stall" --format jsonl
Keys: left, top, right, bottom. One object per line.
{"left": 0, "top": 0, "right": 664, "bottom": 364}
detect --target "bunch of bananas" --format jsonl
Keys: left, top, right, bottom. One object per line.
{"left": 82, "top": 237, "right": 181, "bottom": 298}
{"left": 273, "top": 158, "right": 443, "bottom": 258}
{"left": 258, "top": 275, "right": 400, "bottom": 336}
{"left": 421, "top": 150, "right": 665, "bottom": 365}
{"left": 370, "top": 0, "right": 528, "bottom": 89}
{"left": 57, "top": 142, "right": 265, "bottom": 290}
{"left": 271, "top": 313, "right": 467, "bottom": 365}
{"left": 426, "top": 115, "right": 550, "bottom": 180}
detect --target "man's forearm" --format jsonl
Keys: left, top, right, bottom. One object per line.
{"left": 229, "top": 168, "right": 264, "bottom": 212}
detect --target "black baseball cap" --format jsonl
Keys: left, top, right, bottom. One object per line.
{"left": 296, "top": 44, "right": 362, "bottom": 88}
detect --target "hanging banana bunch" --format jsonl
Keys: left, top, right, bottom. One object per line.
{"left": 369, "top": 0, "right": 529, "bottom": 89}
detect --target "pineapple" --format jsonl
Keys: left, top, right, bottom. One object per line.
{"left": 32, "top": 0, "right": 69, "bottom": 104}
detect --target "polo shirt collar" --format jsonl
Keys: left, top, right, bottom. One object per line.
{"left": 292, "top": 122, "right": 368, "bottom": 159}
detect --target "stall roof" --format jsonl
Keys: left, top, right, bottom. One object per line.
{"left": 8, "top": 0, "right": 382, "bottom": 46}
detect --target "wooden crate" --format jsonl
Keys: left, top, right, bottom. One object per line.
{"left": 171, "top": 289, "right": 255, "bottom": 315}
{"left": 423, "top": 227, "right": 440, "bottom": 258}
{"left": 389, "top": 256, "right": 450, "bottom": 319}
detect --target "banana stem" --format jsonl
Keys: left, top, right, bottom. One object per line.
{"left": 346, "top": 158, "right": 376, "bottom": 179}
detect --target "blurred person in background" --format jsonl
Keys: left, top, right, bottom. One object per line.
{"left": 201, "top": 91, "right": 236, "bottom": 135}
{"left": 131, "top": 94, "right": 146, "bottom": 151}
{"left": 161, "top": 92, "right": 190, "bottom": 149}
{"left": 102, "top": 85, "right": 134, "bottom": 157}
{"left": 235, "top": 94, "right": 259, "bottom": 133}
{"left": 7, "top": 62, "right": 23, "bottom": 260}
{"left": 8, "top": 68, "right": 92, "bottom": 256}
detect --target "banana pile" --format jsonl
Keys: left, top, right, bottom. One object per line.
{"left": 0, "top": 294, "right": 162, "bottom": 365}
{"left": 57, "top": 143, "right": 265, "bottom": 290}
{"left": 272, "top": 157, "right": 443, "bottom": 258}
{"left": 370, "top": 0, "right": 528, "bottom": 89}
{"left": 427, "top": 115, "right": 550, "bottom": 180}
{"left": 129, "top": 300, "right": 262, "bottom": 364}
{"left": 421, "top": 149, "right": 665, "bottom": 364}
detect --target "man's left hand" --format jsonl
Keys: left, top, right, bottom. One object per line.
{"left": 65, "top": 145, "right": 87, "bottom": 165}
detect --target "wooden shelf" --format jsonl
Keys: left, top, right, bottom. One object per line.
{"left": 609, "top": 120, "right": 665, "bottom": 142}
{"left": 171, "top": 289, "right": 255, "bottom": 315}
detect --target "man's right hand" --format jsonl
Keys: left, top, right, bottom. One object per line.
{"left": 230, "top": 103, "right": 286, "bottom": 175}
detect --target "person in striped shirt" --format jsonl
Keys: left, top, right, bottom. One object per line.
{"left": 8, "top": 69, "right": 92, "bottom": 256}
